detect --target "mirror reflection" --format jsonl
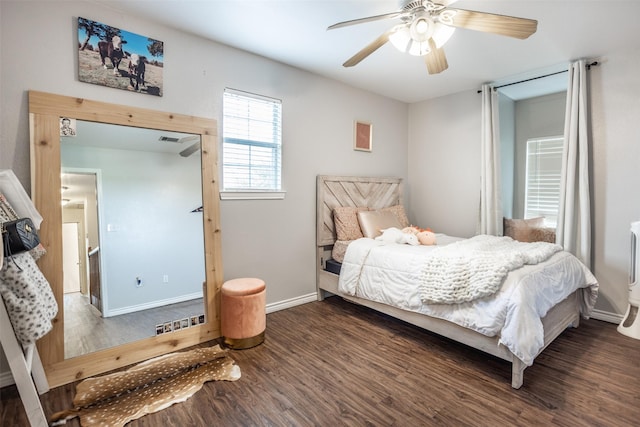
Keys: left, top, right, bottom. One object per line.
{"left": 60, "top": 120, "right": 206, "bottom": 359}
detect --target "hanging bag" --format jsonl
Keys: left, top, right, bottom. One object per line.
{"left": 2, "top": 217, "right": 40, "bottom": 256}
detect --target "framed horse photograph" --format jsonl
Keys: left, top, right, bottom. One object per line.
{"left": 77, "top": 17, "right": 164, "bottom": 96}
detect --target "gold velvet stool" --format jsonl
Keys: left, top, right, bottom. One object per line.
{"left": 221, "top": 278, "right": 266, "bottom": 349}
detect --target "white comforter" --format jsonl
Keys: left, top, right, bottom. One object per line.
{"left": 338, "top": 235, "right": 599, "bottom": 366}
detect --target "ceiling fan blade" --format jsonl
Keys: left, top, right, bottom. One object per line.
{"left": 343, "top": 29, "right": 397, "bottom": 67}
{"left": 425, "top": 38, "right": 448, "bottom": 75}
{"left": 179, "top": 141, "right": 201, "bottom": 157}
{"left": 328, "top": 11, "right": 404, "bottom": 30}
{"left": 179, "top": 135, "right": 199, "bottom": 144}
{"left": 446, "top": 8, "right": 537, "bottom": 39}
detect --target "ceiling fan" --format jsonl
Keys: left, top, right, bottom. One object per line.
{"left": 179, "top": 137, "right": 201, "bottom": 157}
{"left": 328, "top": 0, "right": 537, "bottom": 75}
{"left": 158, "top": 134, "right": 200, "bottom": 157}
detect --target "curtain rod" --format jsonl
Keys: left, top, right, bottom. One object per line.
{"left": 477, "top": 61, "right": 599, "bottom": 93}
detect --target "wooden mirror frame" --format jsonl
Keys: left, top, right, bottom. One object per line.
{"left": 29, "top": 91, "right": 223, "bottom": 387}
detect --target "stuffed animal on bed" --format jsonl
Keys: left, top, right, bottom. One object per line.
{"left": 416, "top": 230, "right": 437, "bottom": 245}
{"left": 375, "top": 227, "right": 419, "bottom": 245}
{"left": 402, "top": 226, "right": 437, "bottom": 245}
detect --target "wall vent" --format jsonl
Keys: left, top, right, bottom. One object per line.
{"left": 158, "top": 136, "right": 181, "bottom": 143}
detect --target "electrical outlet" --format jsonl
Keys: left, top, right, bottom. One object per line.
{"left": 163, "top": 274, "right": 169, "bottom": 283}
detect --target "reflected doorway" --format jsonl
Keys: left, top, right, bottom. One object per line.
{"left": 62, "top": 171, "right": 100, "bottom": 311}
{"left": 62, "top": 222, "right": 81, "bottom": 294}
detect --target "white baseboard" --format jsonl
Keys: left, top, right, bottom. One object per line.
{"left": 590, "top": 309, "right": 624, "bottom": 324}
{"left": 106, "top": 291, "right": 315, "bottom": 318}
{"left": 104, "top": 292, "right": 203, "bottom": 318}
{"left": 266, "top": 292, "right": 317, "bottom": 314}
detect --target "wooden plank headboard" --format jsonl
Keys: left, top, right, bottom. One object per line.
{"left": 316, "top": 175, "right": 404, "bottom": 246}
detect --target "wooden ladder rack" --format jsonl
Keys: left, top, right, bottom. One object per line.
{"left": 0, "top": 296, "right": 49, "bottom": 426}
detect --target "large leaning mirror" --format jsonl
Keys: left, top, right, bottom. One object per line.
{"left": 29, "top": 91, "right": 223, "bottom": 387}
{"left": 61, "top": 120, "right": 206, "bottom": 359}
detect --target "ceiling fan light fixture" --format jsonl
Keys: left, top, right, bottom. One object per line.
{"left": 432, "top": 22, "right": 455, "bottom": 48}
{"left": 390, "top": 13, "right": 436, "bottom": 57}
{"left": 409, "top": 39, "right": 431, "bottom": 56}
{"left": 409, "top": 15, "right": 434, "bottom": 42}
{"left": 389, "top": 15, "right": 454, "bottom": 56}
{"left": 390, "top": 26, "right": 431, "bottom": 56}
{"left": 389, "top": 25, "right": 414, "bottom": 54}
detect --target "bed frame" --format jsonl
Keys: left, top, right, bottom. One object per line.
{"left": 315, "top": 175, "right": 581, "bottom": 389}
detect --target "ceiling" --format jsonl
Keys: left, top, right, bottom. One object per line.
{"left": 63, "top": 120, "right": 198, "bottom": 154}
{"left": 91, "top": 0, "right": 640, "bottom": 103}
{"left": 61, "top": 120, "right": 198, "bottom": 206}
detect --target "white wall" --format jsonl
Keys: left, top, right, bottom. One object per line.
{"left": 408, "top": 49, "right": 640, "bottom": 320}
{"left": 407, "top": 90, "right": 481, "bottom": 238}
{"left": 590, "top": 49, "right": 640, "bottom": 315}
{"left": 0, "top": 1, "right": 408, "bottom": 381}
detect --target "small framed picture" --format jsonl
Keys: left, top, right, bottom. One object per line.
{"left": 155, "top": 324, "right": 164, "bottom": 335}
{"left": 60, "top": 117, "right": 77, "bottom": 137}
{"left": 163, "top": 322, "right": 172, "bottom": 333}
{"left": 190, "top": 316, "right": 199, "bottom": 326}
{"left": 198, "top": 314, "right": 205, "bottom": 324}
{"left": 180, "top": 318, "right": 189, "bottom": 329}
{"left": 354, "top": 121, "right": 372, "bottom": 152}
{"left": 173, "top": 320, "right": 182, "bottom": 331}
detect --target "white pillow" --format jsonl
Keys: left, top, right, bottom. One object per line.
{"left": 357, "top": 210, "right": 403, "bottom": 239}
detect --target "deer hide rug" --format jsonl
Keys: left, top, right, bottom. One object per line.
{"left": 49, "top": 345, "right": 241, "bottom": 427}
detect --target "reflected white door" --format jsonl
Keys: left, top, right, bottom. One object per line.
{"left": 63, "top": 222, "right": 81, "bottom": 294}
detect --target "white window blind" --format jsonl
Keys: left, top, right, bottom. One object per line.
{"left": 524, "top": 136, "right": 564, "bottom": 227}
{"left": 222, "top": 88, "right": 282, "bottom": 192}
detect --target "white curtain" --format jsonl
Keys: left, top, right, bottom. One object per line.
{"left": 557, "top": 59, "right": 591, "bottom": 268}
{"left": 478, "top": 84, "right": 502, "bottom": 236}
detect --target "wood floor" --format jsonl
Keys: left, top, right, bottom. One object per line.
{"left": 2, "top": 296, "right": 639, "bottom": 426}
{"left": 64, "top": 293, "right": 205, "bottom": 359}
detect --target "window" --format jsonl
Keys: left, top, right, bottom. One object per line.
{"left": 524, "top": 136, "right": 563, "bottom": 227}
{"left": 222, "top": 88, "right": 283, "bottom": 199}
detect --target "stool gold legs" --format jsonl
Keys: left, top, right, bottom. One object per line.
{"left": 223, "top": 332, "right": 265, "bottom": 350}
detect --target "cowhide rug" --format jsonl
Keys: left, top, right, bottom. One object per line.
{"left": 49, "top": 345, "right": 240, "bottom": 426}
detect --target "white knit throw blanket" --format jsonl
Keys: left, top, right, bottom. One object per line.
{"left": 420, "top": 235, "right": 562, "bottom": 304}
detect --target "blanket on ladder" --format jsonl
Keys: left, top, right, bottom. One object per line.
{"left": 420, "top": 235, "right": 562, "bottom": 304}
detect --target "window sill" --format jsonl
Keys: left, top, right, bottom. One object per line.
{"left": 220, "top": 191, "right": 286, "bottom": 200}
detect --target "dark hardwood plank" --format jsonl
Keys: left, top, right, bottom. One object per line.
{"left": 2, "top": 296, "right": 639, "bottom": 426}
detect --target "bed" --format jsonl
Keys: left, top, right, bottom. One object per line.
{"left": 315, "top": 175, "right": 598, "bottom": 389}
